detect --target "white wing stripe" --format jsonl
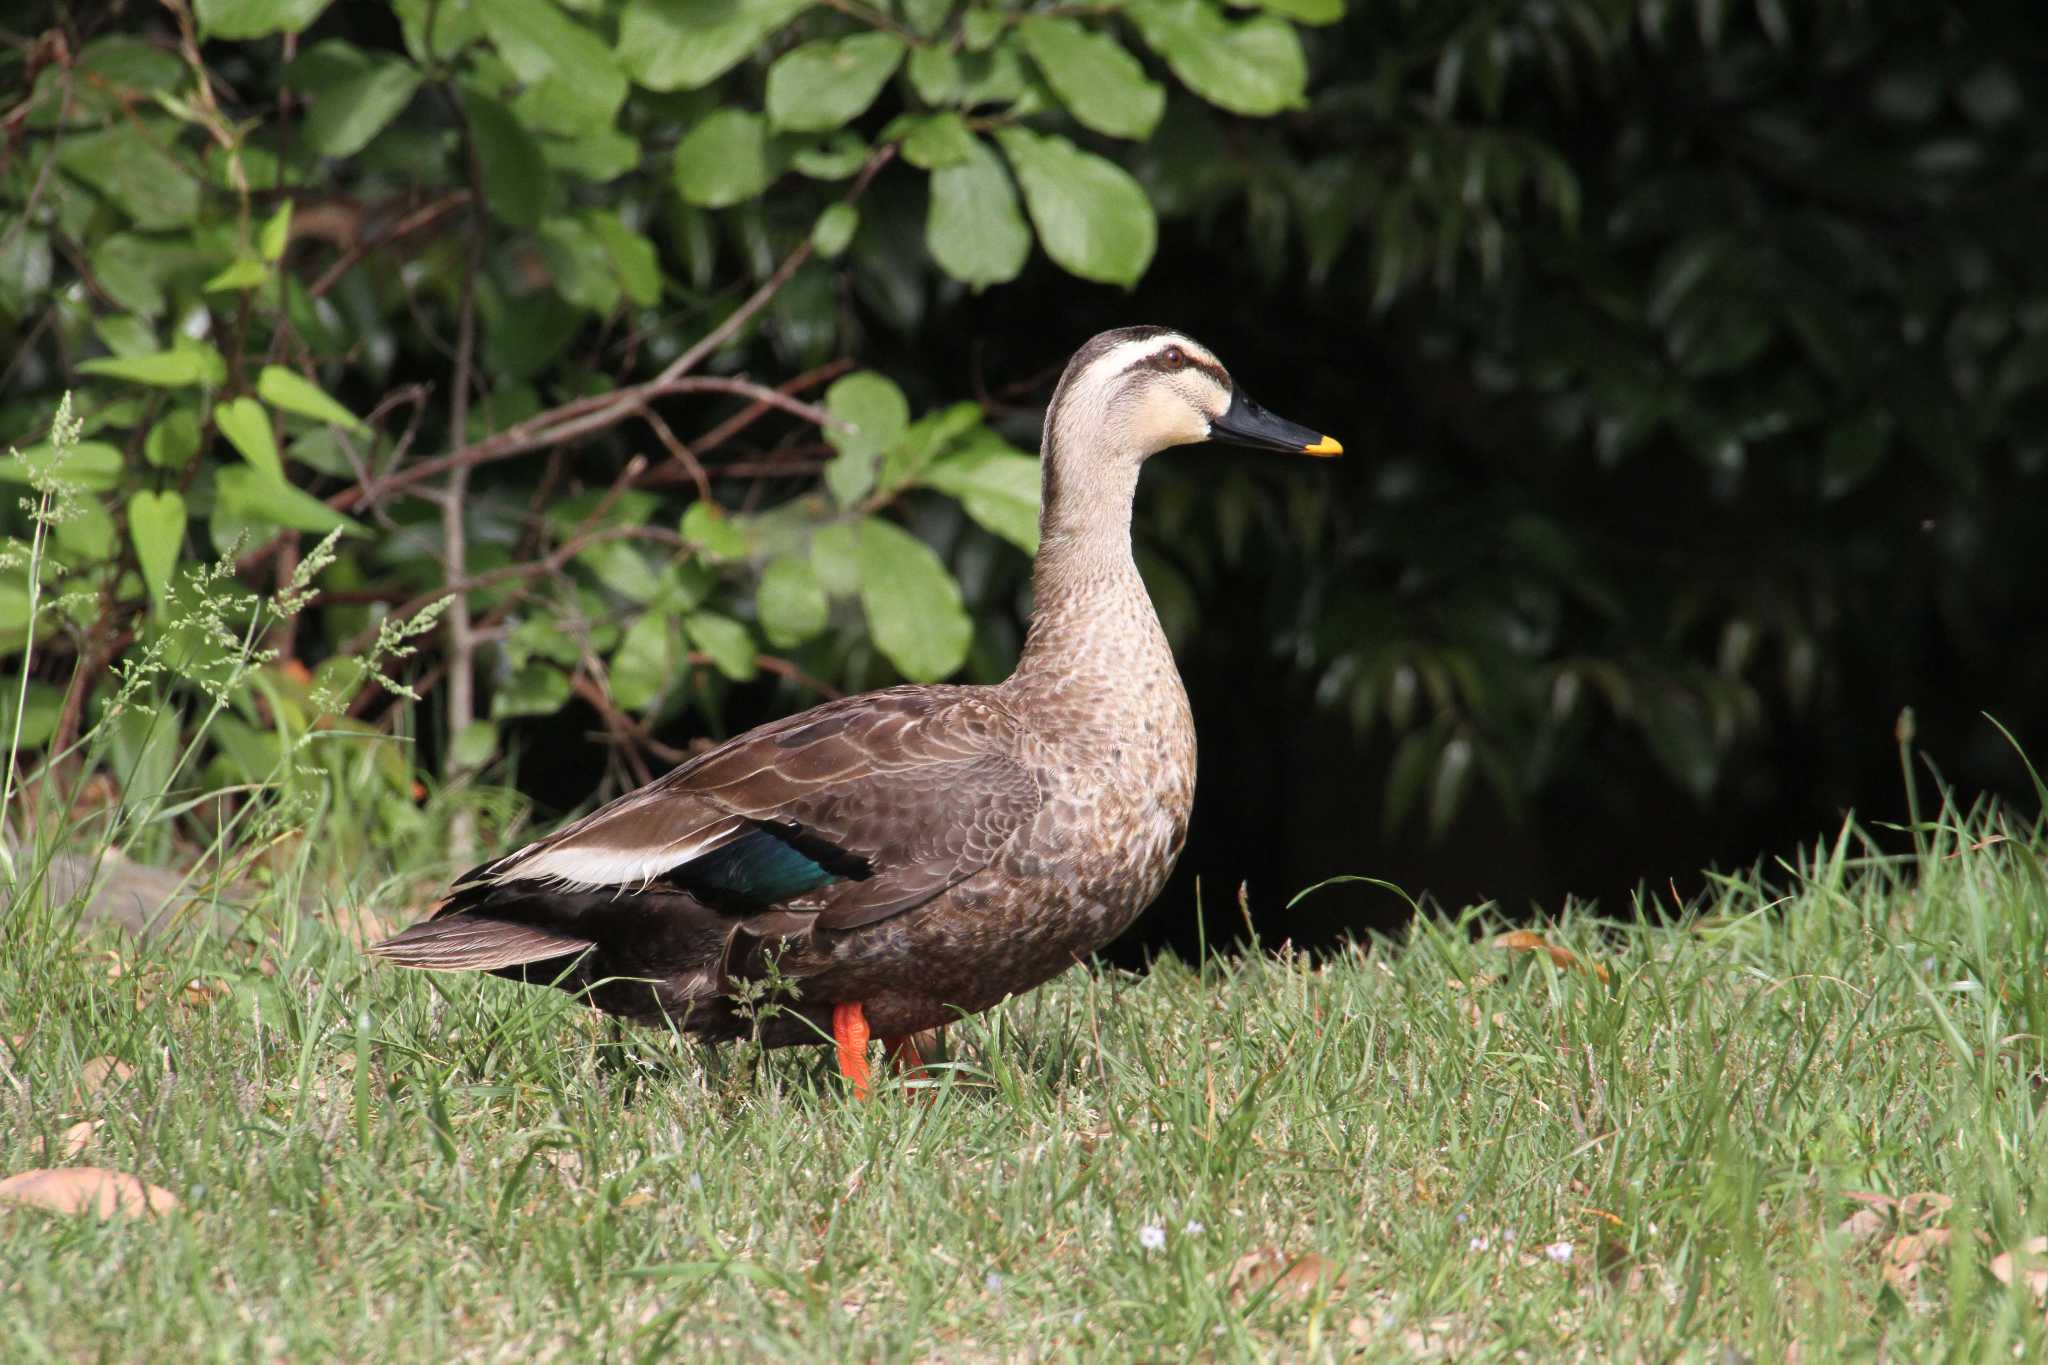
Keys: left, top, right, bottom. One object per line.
{"left": 483, "top": 816, "right": 747, "bottom": 890}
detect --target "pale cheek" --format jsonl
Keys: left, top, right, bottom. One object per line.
{"left": 1129, "top": 390, "right": 1209, "bottom": 453}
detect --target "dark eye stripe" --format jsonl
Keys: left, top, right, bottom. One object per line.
{"left": 1120, "top": 348, "right": 1231, "bottom": 386}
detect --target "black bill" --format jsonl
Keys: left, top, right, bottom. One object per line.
{"left": 1208, "top": 388, "right": 1342, "bottom": 457}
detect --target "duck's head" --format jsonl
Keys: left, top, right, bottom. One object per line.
{"left": 1046, "top": 325, "right": 1342, "bottom": 465}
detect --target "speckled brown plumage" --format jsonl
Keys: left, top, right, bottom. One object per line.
{"left": 369, "top": 326, "right": 1336, "bottom": 1053}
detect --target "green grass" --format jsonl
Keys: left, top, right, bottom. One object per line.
{"left": 5, "top": 796, "right": 2048, "bottom": 1360}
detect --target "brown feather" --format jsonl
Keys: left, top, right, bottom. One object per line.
{"left": 368, "top": 916, "right": 593, "bottom": 971}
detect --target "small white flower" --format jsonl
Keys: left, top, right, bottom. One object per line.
{"left": 1183, "top": 1220, "right": 1205, "bottom": 1236}
{"left": 1139, "top": 1224, "right": 1167, "bottom": 1251}
{"left": 1468, "top": 1235, "right": 1490, "bottom": 1252}
{"left": 688, "top": 1173, "right": 703, "bottom": 1191}
{"left": 1545, "top": 1241, "right": 1573, "bottom": 1264}
{"left": 984, "top": 1272, "right": 1004, "bottom": 1293}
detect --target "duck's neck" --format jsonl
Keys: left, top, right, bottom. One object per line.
{"left": 1008, "top": 444, "right": 1171, "bottom": 693}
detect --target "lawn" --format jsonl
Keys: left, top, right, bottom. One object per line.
{"left": 4, "top": 795, "right": 2047, "bottom": 1360}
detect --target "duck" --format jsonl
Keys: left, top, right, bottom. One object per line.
{"left": 369, "top": 326, "right": 1340, "bottom": 1096}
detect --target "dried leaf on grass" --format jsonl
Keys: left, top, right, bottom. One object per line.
{"left": 1882, "top": 1228, "right": 1952, "bottom": 1293}
{"left": 1834, "top": 1190, "right": 1952, "bottom": 1245}
{"left": 49, "top": 1120, "right": 102, "bottom": 1161}
{"left": 180, "top": 977, "right": 229, "bottom": 1007}
{"left": 1837, "top": 1204, "right": 1891, "bottom": 1244}
{"left": 78, "top": 1056, "right": 134, "bottom": 1098}
{"left": 1459, "top": 998, "right": 1507, "bottom": 1028}
{"left": 1989, "top": 1237, "right": 2048, "bottom": 1299}
{"left": 0, "top": 1167, "right": 177, "bottom": 1218}
{"left": 1492, "top": 931, "right": 1611, "bottom": 983}
{"left": 1228, "top": 1247, "right": 1341, "bottom": 1303}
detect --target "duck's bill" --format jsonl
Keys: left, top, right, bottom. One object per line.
{"left": 1209, "top": 389, "right": 1342, "bottom": 457}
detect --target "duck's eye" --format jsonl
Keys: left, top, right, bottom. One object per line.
{"left": 1159, "top": 345, "right": 1187, "bottom": 371}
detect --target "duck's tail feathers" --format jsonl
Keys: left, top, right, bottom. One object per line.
{"left": 367, "top": 914, "right": 594, "bottom": 972}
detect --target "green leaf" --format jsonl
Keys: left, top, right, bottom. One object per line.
{"left": 897, "top": 112, "right": 977, "bottom": 170}
{"left": 93, "top": 316, "right": 156, "bottom": 359}
{"left": 0, "top": 681, "right": 63, "bottom": 748}
{"left": 857, "top": 517, "right": 970, "bottom": 681}
{"left": 681, "top": 501, "right": 748, "bottom": 560}
{"left": 684, "top": 610, "right": 759, "bottom": 681}
{"left": 1, "top": 442, "right": 123, "bottom": 491}
{"left": 493, "top": 662, "right": 572, "bottom": 719}
{"left": 1127, "top": 0, "right": 1307, "bottom": 116}
{"left": 196, "top": 0, "right": 333, "bottom": 38}
{"left": 1017, "top": 17, "right": 1165, "bottom": 139}
{"left": 283, "top": 37, "right": 371, "bottom": 91}
{"left": 673, "top": 109, "right": 780, "bottom": 208}
{"left": 790, "top": 132, "right": 871, "bottom": 180}
{"left": 54, "top": 125, "right": 199, "bottom": 230}
{"left": 539, "top": 216, "right": 622, "bottom": 315}
{"left": 127, "top": 490, "right": 186, "bottom": 616}
{"left": 450, "top": 720, "right": 501, "bottom": 770}
{"left": 588, "top": 211, "right": 663, "bottom": 306}
{"left": 902, "top": 0, "right": 954, "bottom": 37}
{"left": 546, "top": 127, "right": 644, "bottom": 183}
{"left": 258, "top": 366, "right": 368, "bottom": 433}
{"left": 994, "top": 127, "right": 1156, "bottom": 286}
{"left": 810, "top": 522, "right": 860, "bottom": 597}
{"left": 79, "top": 349, "right": 207, "bottom": 387}
{"left": 757, "top": 554, "right": 828, "bottom": 648}
{"left": 823, "top": 372, "right": 911, "bottom": 508}
{"left": 213, "top": 465, "right": 364, "bottom": 535}
{"left": 0, "top": 229, "right": 50, "bottom": 318}
{"left": 203, "top": 256, "right": 271, "bottom": 293}
{"left": 393, "top": 0, "right": 484, "bottom": 62}
{"left": 144, "top": 409, "right": 201, "bottom": 468}
{"left": 766, "top": 34, "right": 905, "bottom": 133}
{"left": 91, "top": 317, "right": 153, "bottom": 362}
{"left": 508, "top": 617, "right": 583, "bottom": 669}
{"left": 214, "top": 396, "right": 284, "bottom": 484}
{"left": 303, "top": 60, "right": 422, "bottom": 157}
{"left": 618, "top": 0, "right": 813, "bottom": 92}
{"left": 462, "top": 89, "right": 554, "bottom": 230}
{"left": 927, "top": 136, "right": 1031, "bottom": 289}
{"left": 811, "top": 203, "right": 859, "bottom": 258}
{"left": 955, "top": 46, "right": 1032, "bottom": 106}
{"left": 923, "top": 445, "right": 1042, "bottom": 552}
{"left": 478, "top": 0, "right": 627, "bottom": 134}
{"left": 259, "top": 200, "right": 294, "bottom": 262}
{"left": 610, "top": 613, "right": 675, "bottom": 710}
{"left": 881, "top": 401, "right": 982, "bottom": 488}
{"left": 1254, "top": 0, "right": 1343, "bottom": 24}
{"left": 55, "top": 499, "right": 116, "bottom": 562}
{"left": 577, "top": 540, "right": 663, "bottom": 602}
{"left": 962, "top": 8, "right": 1004, "bottom": 50}
{"left": 907, "top": 46, "right": 962, "bottom": 104}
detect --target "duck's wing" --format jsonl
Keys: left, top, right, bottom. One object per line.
{"left": 371, "top": 687, "right": 1042, "bottom": 972}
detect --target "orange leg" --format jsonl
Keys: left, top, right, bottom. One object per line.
{"left": 883, "top": 1034, "right": 928, "bottom": 1081}
{"left": 832, "top": 1001, "right": 872, "bottom": 1100}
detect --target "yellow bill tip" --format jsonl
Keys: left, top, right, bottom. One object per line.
{"left": 1302, "top": 435, "right": 1343, "bottom": 457}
